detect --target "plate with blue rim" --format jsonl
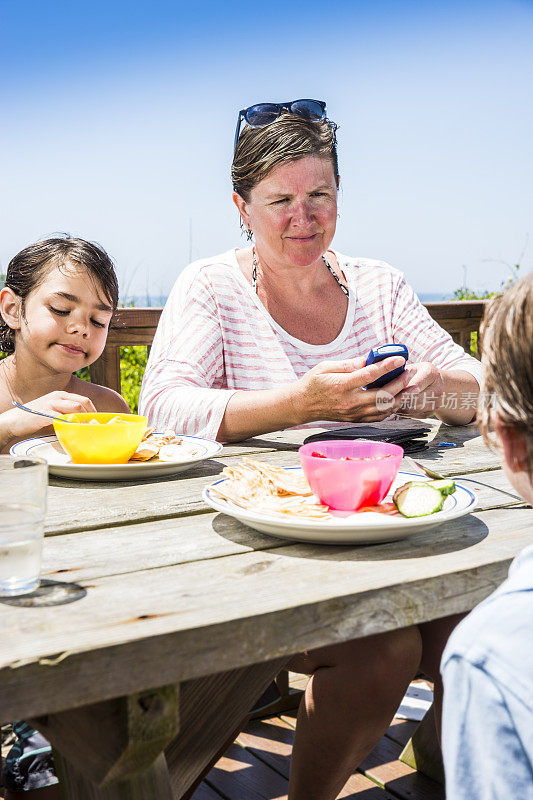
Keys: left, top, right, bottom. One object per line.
{"left": 202, "top": 467, "right": 478, "bottom": 544}
{"left": 10, "top": 434, "right": 222, "bottom": 481}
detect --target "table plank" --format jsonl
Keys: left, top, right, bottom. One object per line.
{"left": 37, "top": 469, "right": 524, "bottom": 587}
{"left": 44, "top": 433, "right": 508, "bottom": 536}
{"left": 1, "top": 505, "right": 531, "bottom": 721}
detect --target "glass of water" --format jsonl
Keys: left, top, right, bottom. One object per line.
{"left": 0, "top": 455, "right": 47, "bottom": 596}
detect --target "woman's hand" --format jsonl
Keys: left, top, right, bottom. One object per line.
{"left": 1, "top": 391, "right": 97, "bottom": 444}
{"left": 219, "top": 357, "right": 458, "bottom": 442}
{"left": 394, "top": 362, "right": 444, "bottom": 418}
{"left": 294, "top": 356, "right": 411, "bottom": 423}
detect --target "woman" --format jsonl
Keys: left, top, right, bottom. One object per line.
{"left": 140, "top": 100, "right": 481, "bottom": 800}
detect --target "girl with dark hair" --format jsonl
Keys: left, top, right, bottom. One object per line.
{"left": 0, "top": 236, "right": 129, "bottom": 798}
{"left": 0, "top": 236, "right": 129, "bottom": 455}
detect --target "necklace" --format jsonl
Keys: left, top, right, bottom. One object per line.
{"left": 252, "top": 248, "right": 349, "bottom": 297}
{"left": 321, "top": 253, "right": 350, "bottom": 297}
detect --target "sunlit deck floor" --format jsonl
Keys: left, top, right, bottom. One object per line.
{"left": 191, "top": 676, "right": 445, "bottom": 800}
{"left": 1, "top": 679, "right": 445, "bottom": 800}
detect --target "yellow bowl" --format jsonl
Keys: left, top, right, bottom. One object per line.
{"left": 52, "top": 413, "right": 148, "bottom": 464}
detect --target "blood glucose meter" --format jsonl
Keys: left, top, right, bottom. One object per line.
{"left": 364, "top": 344, "right": 409, "bottom": 390}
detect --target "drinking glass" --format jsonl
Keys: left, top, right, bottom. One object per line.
{"left": 0, "top": 455, "right": 47, "bottom": 596}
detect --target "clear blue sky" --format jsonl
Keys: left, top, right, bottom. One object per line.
{"left": 1, "top": 0, "right": 532, "bottom": 298}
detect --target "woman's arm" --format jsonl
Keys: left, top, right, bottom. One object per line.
{"left": 395, "top": 363, "right": 479, "bottom": 425}
{"left": 390, "top": 273, "right": 482, "bottom": 425}
{"left": 216, "top": 385, "right": 300, "bottom": 442}
{"left": 139, "top": 268, "right": 233, "bottom": 438}
{"left": 218, "top": 356, "right": 410, "bottom": 442}
{"left": 439, "top": 369, "right": 479, "bottom": 425}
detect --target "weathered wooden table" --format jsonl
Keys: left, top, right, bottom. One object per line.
{"left": 1, "top": 422, "right": 531, "bottom": 799}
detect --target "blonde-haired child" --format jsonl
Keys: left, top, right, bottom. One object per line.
{"left": 441, "top": 273, "right": 533, "bottom": 799}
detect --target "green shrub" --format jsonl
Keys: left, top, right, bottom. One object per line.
{"left": 450, "top": 263, "right": 520, "bottom": 301}
{"left": 75, "top": 348, "right": 147, "bottom": 412}
{"left": 119, "top": 346, "right": 148, "bottom": 412}
{"left": 75, "top": 366, "right": 91, "bottom": 381}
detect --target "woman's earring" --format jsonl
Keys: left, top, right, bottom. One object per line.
{"left": 239, "top": 218, "right": 253, "bottom": 241}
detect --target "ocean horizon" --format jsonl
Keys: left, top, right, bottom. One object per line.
{"left": 122, "top": 290, "right": 452, "bottom": 307}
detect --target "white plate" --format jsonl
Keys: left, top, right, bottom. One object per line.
{"left": 202, "top": 468, "right": 478, "bottom": 544}
{"left": 10, "top": 435, "right": 222, "bottom": 481}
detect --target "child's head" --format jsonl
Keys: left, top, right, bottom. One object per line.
{"left": 0, "top": 236, "right": 119, "bottom": 356}
{"left": 478, "top": 273, "right": 533, "bottom": 502}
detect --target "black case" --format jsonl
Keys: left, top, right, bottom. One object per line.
{"left": 303, "top": 424, "right": 432, "bottom": 453}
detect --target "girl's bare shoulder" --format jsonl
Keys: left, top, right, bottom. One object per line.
{"left": 0, "top": 382, "right": 12, "bottom": 415}
{"left": 68, "top": 376, "right": 130, "bottom": 413}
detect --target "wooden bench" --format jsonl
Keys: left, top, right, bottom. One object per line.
{"left": 89, "top": 301, "right": 488, "bottom": 394}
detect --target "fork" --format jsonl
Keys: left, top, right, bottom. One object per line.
{"left": 405, "top": 457, "right": 445, "bottom": 481}
{"left": 12, "top": 401, "right": 77, "bottom": 423}
{"left": 406, "top": 456, "right": 523, "bottom": 502}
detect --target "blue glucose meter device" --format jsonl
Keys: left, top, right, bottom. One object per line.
{"left": 365, "top": 344, "right": 408, "bottom": 389}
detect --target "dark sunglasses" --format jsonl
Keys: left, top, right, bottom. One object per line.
{"left": 234, "top": 99, "right": 327, "bottom": 152}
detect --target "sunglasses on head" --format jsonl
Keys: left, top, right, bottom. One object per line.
{"left": 234, "top": 99, "right": 327, "bottom": 152}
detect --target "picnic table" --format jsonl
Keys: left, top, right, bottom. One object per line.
{"left": 1, "top": 421, "right": 532, "bottom": 799}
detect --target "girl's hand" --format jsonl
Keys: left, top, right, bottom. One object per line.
{"left": 394, "top": 362, "right": 444, "bottom": 417}
{"left": 4, "top": 391, "right": 97, "bottom": 439}
{"left": 294, "top": 356, "right": 411, "bottom": 423}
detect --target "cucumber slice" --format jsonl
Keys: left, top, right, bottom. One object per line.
{"left": 392, "top": 481, "right": 424, "bottom": 502}
{"left": 430, "top": 479, "right": 456, "bottom": 497}
{"left": 393, "top": 482, "right": 444, "bottom": 517}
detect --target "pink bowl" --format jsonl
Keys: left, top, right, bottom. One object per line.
{"left": 299, "top": 440, "right": 404, "bottom": 511}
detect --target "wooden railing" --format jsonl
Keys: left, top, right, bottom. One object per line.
{"left": 423, "top": 300, "right": 487, "bottom": 354}
{"left": 89, "top": 308, "right": 162, "bottom": 394}
{"left": 89, "top": 301, "right": 488, "bottom": 394}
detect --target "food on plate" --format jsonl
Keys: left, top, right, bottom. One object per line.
{"left": 310, "top": 451, "right": 393, "bottom": 462}
{"left": 210, "top": 458, "right": 406, "bottom": 519}
{"left": 129, "top": 429, "right": 199, "bottom": 462}
{"left": 358, "top": 503, "right": 399, "bottom": 515}
{"left": 211, "top": 458, "right": 458, "bottom": 521}
{"left": 210, "top": 458, "right": 330, "bottom": 518}
{"left": 158, "top": 443, "right": 190, "bottom": 462}
{"left": 57, "top": 412, "right": 199, "bottom": 465}
{"left": 53, "top": 412, "right": 148, "bottom": 464}
{"left": 393, "top": 479, "right": 456, "bottom": 517}
{"left": 129, "top": 439, "right": 160, "bottom": 461}
{"left": 65, "top": 414, "right": 137, "bottom": 425}
{"left": 393, "top": 482, "right": 444, "bottom": 517}
{"left": 429, "top": 479, "right": 456, "bottom": 496}
{"left": 299, "top": 440, "right": 403, "bottom": 512}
